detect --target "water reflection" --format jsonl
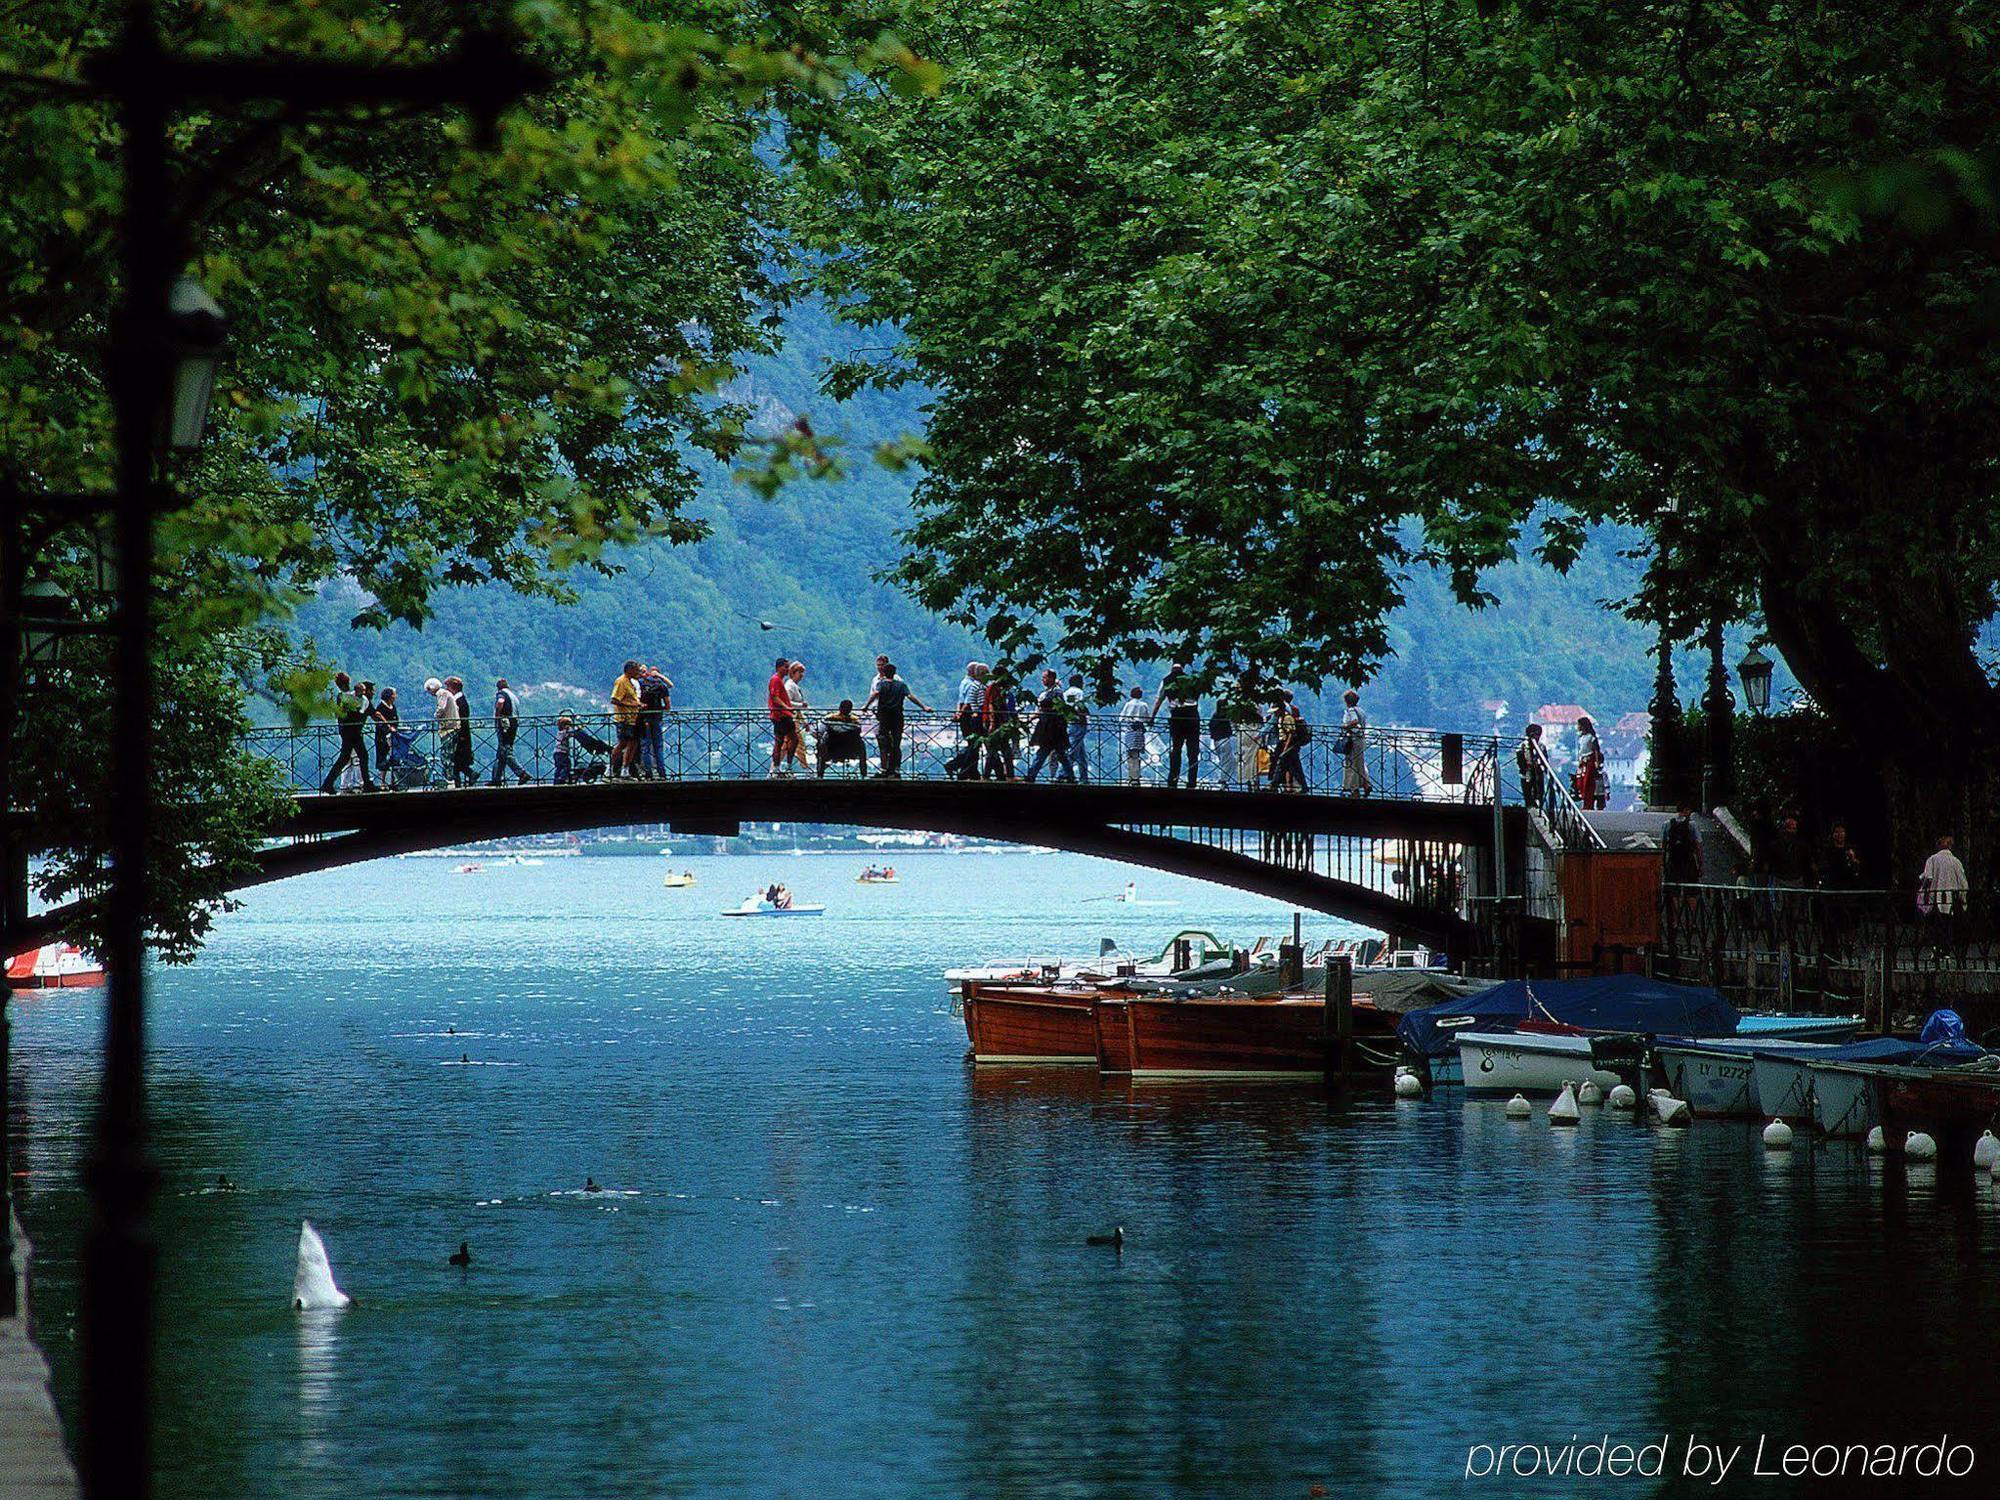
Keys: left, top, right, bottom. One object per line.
{"left": 294, "top": 1311, "right": 344, "bottom": 1465}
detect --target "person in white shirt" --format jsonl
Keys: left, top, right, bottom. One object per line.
{"left": 785, "top": 661, "right": 811, "bottom": 774}
{"left": 1920, "top": 833, "right": 1969, "bottom": 926}
{"left": 1340, "top": 689, "right": 1373, "bottom": 794}
{"left": 1118, "top": 686, "right": 1151, "bottom": 785}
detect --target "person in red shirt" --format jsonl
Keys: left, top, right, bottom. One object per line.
{"left": 767, "top": 657, "right": 794, "bottom": 775}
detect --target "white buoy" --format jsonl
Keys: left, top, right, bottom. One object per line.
{"left": 293, "top": 1220, "right": 352, "bottom": 1311}
{"left": 1865, "top": 1125, "right": 1887, "bottom": 1154}
{"left": 1607, "top": 1083, "right": 1637, "bottom": 1111}
{"left": 1548, "top": 1083, "right": 1580, "bottom": 1126}
{"left": 1975, "top": 1131, "right": 2000, "bottom": 1171}
{"left": 1649, "top": 1091, "right": 1692, "bottom": 1127}
{"left": 1904, "top": 1130, "right": 1939, "bottom": 1161}
{"left": 1577, "top": 1080, "right": 1605, "bottom": 1106}
{"left": 1505, "top": 1093, "right": 1532, "bottom": 1118}
{"left": 1763, "top": 1118, "right": 1794, "bottom": 1150}
{"left": 1393, "top": 1071, "right": 1424, "bottom": 1099}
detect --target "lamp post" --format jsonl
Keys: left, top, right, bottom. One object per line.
{"left": 1738, "top": 644, "right": 1774, "bottom": 716}
{"left": 1702, "top": 617, "right": 1735, "bottom": 811}
{"left": 29, "top": 11, "right": 546, "bottom": 1498}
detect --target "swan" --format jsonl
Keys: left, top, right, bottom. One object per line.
{"left": 293, "top": 1221, "right": 353, "bottom": 1310}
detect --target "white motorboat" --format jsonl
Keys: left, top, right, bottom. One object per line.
{"left": 1806, "top": 1061, "right": 1880, "bottom": 1137}
{"left": 721, "top": 894, "right": 825, "bottom": 918}
{"left": 1456, "top": 1032, "right": 1624, "bottom": 1095}
{"left": 1655, "top": 1038, "right": 1836, "bottom": 1118}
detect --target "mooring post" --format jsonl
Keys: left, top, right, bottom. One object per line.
{"left": 1333, "top": 955, "right": 1354, "bottom": 1090}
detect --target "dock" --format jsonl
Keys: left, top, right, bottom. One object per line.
{"left": 0, "top": 1212, "right": 79, "bottom": 1499}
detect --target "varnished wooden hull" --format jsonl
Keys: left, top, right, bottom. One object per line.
{"left": 1125, "top": 997, "right": 1332, "bottom": 1078}
{"left": 962, "top": 985, "right": 1099, "bottom": 1064}
{"left": 1094, "top": 997, "right": 1134, "bottom": 1073}
{"left": 1878, "top": 1068, "right": 2000, "bottom": 1160}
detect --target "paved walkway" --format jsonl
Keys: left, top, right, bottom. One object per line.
{"left": 0, "top": 1213, "right": 79, "bottom": 1498}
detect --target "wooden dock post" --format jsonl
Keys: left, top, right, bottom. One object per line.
{"left": 1330, "top": 955, "right": 1355, "bottom": 1089}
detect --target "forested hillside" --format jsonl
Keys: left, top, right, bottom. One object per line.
{"left": 293, "top": 302, "right": 1674, "bottom": 729}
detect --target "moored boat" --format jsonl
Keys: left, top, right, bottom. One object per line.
{"left": 1125, "top": 995, "right": 1331, "bottom": 1079}
{"left": 960, "top": 983, "right": 1099, "bottom": 1064}
{"left": 1873, "top": 1064, "right": 2000, "bottom": 1158}
{"left": 1655, "top": 1038, "right": 1834, "bottom": 1118}
{"left": 1456, "top": 1031, "right": 1625, "bottom": 1095}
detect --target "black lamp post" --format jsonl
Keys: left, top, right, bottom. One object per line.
{"left": 1738, "top": 644, "right": 1774, "bottom": 716}
{"left": 4, "top": 12, "right": 548, "bottom": 1498}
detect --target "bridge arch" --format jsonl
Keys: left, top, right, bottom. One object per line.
{"left": 256, "top": 779, "right": 1492, "bottom": 947}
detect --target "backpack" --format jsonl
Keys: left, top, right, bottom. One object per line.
{"left": 640, "top": 673, "right": 671, "bottom": 710}
{"left": 1293, "top": 718, "right": 1312, "bottom": 745}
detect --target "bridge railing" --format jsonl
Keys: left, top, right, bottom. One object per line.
{"left": 244, "top": 707, "right": 1520, "bottom": 806}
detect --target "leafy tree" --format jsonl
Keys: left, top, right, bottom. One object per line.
{"left": 1, "top": 0, "right": 933, "bottom": 954}
{"left": 792, "top": 0, "right": 2000, "bottom": 869}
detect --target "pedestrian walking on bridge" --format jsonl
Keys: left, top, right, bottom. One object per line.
{"left": 321, "top": 673, "right": 377, "bottom": 793}
{"left": 491, "top": 679, "right": 531, "bottom": 785}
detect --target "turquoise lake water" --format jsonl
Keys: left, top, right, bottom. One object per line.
{"left": 12, "top": 851, "right": 2000, "bottom": 1497}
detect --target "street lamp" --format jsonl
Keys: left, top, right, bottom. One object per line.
{"left": 1738, "top": 644, "right": 1774, "bottom": 716}
{"left": 162, "top": 276, "right": 227, "bottom": 450}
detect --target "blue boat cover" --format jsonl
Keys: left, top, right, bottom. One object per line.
{"left": 1761, "top": 1034, "right": 1988, "bottom": 1067}
{"left": 1396, "top": 974, "right": 1742, "bottom": 1058}
{"left": 1920, "top": 1009, "right": 1968, "bottom": 1047}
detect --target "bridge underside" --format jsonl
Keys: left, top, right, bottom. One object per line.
{"left": 14, "top": 780, "right": 1511, "bottom": 951}
{"left": 277, "top": 780, "right": 1491, "bottom": 947}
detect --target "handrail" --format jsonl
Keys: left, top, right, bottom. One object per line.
{"left": 1515, "top": 737, "right": 1604, "bottom": 851}
{"left": 243, "top": 706, "right": 1518, "bottom": 806}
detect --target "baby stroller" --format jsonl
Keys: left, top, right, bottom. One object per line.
{"left": 555, "top": 725, "right": 613, "bottom": 784}
{"left": 385, "top": 728, "right": 430, "bottom": 789}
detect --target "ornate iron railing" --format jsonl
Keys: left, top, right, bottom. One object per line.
{"left": 244, "top": 706, "right": 1530, "bottom": 807}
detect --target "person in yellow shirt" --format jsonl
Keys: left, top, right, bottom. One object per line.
{"left": 610, "top": 660, "right": 643, "bottom": 779}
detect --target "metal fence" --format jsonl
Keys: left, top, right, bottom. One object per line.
{"left": 245, "top": 706, "right": 1536, "bottom": 807}
{"left": 1654, "top": 881, "right": 2000, "bottom": 1026}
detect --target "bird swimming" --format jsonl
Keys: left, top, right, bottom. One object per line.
{"left": 585, "top": 1177, "right": 601, "bottom": 1194}
{"left": 460, "top": 1052, "right": 469, "bottom": 1063}
{"left": 216, "top": 1173, "right": 234, "bottom": 1192}
{"left": 1086, "top": 1227, "right": 1125, "bottom": 1250}
{"left": 448, "top": 1241, "right": 471, "bottom": 1267}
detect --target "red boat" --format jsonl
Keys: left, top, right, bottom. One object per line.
{"left": 960, "top": 983, "right": 1100, "bottom": 1064}
{"left": 7, "top": 943, "right": 107, "bottom": 991}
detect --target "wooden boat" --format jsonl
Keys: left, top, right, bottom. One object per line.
{"left": 1094, "top": 995, "right": 1134, "bottom": 1073}
{"left": 7, "top": 943, "right": 106, "bottom": 991}
{"left": 1124, "top": 995, "right": 1331, "bottom": 1078}
{"left": 1874, "top": 1064, "right": 2000, "bottom": 1158}
{"left": 960, "top": 983, "right": 1098, "bottom": 1064}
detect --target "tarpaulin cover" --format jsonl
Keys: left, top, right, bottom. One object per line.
{"left": 1395, "top": 973, "right": 1742, "bottom": 1058}
{"left": 1757, "top": 1034, "right": 1987, "bottom": 1067}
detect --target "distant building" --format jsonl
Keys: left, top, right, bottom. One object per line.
{"left": 1602, "top": 711, "right": 1653, "bottom": 804}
